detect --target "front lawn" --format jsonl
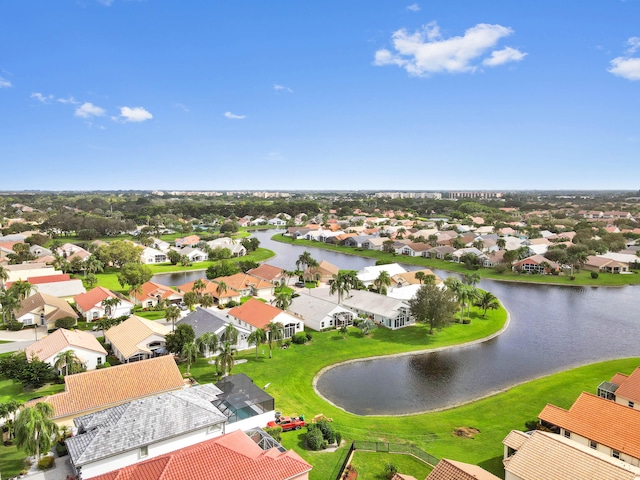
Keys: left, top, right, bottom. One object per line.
{"left": 349, "top": 451, "right": 433, "bottom": 480}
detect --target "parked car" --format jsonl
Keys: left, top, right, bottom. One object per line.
{"left": 267, "top": 415, "right": 306, "bottom": 431}
{"left": 294, "top": 281, "right": 305, "bottom": 288}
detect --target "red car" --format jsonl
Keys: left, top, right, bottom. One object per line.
{"left": 267, "top": 415, "right": 306, "bottom": 431}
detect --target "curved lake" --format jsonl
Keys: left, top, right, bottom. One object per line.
{"left": 154, "top": 230, "right": 640, "bottom": 415}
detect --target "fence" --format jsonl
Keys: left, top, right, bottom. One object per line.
{"left": 334, "top": 441, "right": 439, "bottom": 480}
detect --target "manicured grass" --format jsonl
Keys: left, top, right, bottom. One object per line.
{"left": 133, "top": 310, "right": 167, "bottom": 321}
{"left": 349, "top": 451, "right": 433, "bottom": 479}
{"left": 272, "top": 234, "right": 640, "bottom": 286}
{"left": 0, "top": 443, "right": 29, "bottom": 479}
{"left": 0, "top": 377, "right": 65, "bottom": 404}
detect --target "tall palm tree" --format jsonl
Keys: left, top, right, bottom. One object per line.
{"left": 414, "top": 271, "right": 426, "bottom": 284}
{"left": 181, "top": 341, "right": 198, "bottom": 374}
{"left": 83, "top": 256, "right": 104, "bottom": 278}
{"left": 196, "top": 332, "right": 219, "bottom": 358}
{"left": 14, "top": 402, "right": 57, "bottom": 461}
{"left": 101, "top": 296, "right": 121, "bottom": 319}
{"left": 215, "top": 341, "right": 236, "bottom": 377}
{"left": 54, "top": 350, "right": 83, "bottom": 376}
{"left": 330, "top": 272, "right": 350, "bottom": 304}
{"left": 165, "top": 305, "right": 181, "bottom": 332}
{"left": 296, "top": 251, "right": 315, "bottom": 272}
{"left": 192, "top": 279, "right": 207, "bottom": 298}
{"left": 266, "top": 321, "right": 284, "bottom": 358}
{"left": 247, "top": 328, "right": 267, "bottom": 359}
{"left": 200, "top": 293, "right": 215, "bottom": 308}
{"left": 272, "top": 292, "right": 292, "bottom": 310}
{"left": 10, "top": 280, "right": 34, "bottom": 301}
{"left": 216, "top": 280, "right": 228, "bottom": 303}
{"left": 475, "top": 291, "right": 500, "bottom": 317}
{"left": 462, "top": 273, "right": 481, "bottom": 287}
{"left": 374, "top": 270, "right": 392, "bottom": 295}
{"left": 0, "top": 289, "right": 20, "bottom": 325}
{"left": 497, "top": 237, "right": 507, "bottom": 250}
{"left": 221, "top": 323, "right": 238, "bottom": 346}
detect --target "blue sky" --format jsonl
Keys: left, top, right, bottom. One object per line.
{"left": 1, "top": 1, "right": 639, "bottom": 191}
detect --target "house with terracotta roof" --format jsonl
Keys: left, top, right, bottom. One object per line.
{"left": 19, "top": 274, "right": 86, "bottom": 301}
{"left": 227, "top": 299, "right": 304, "bottom": 339}
{"left": 130, "top": 281, "right": 183, "bottom": 308}
{"left": 31, "top": 355, "right": 185, "bottom": 426}
{"left": 75, "top": 286, "right": 134, "bottom": 321}
{"left": 25, "top": 328, "right": 107, "bottom": 371}
{"left": 512, "top": 254, "right": 560, "bottom": 274}
{"left": 247, "top": 264, "right": 287, "bottom": 286}
{"left": 176, "top": 278, "right": 241, "bottom": 305}
{"left": 87, "top": 428, "right": 312, "bottom": 480}
{"left": 3, "top": 262, "right": 61, "bottom": 283}
{"left": 105, "top": 315, "right": 171, "bottom": 363}
{"left": 538, "top": 392, "right": 640, "bottom": 466}
{"left": 426, "top": 458, "right": 500, "bottom": 480}
{"left": 503, "top": 430, "right": 640, "bottom": 480}
{"left": 303, "top": 259, "right": 339, "bottom": 284}
{"left": 213, "top": 272, "right": 276, "bottom": 298}
{"left": 56, "top": 242, "right": 91, "bottom": 262}
{"left": 174, "top": 234, "right": 200, "bottom": 248}
{"left": 598, "top": 367, "right": 640, "bottom": 410}
{"left": 15, "top": 292, "right": 78, "bottom": 329}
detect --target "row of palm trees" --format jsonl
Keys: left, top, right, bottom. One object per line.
{"left": 443, "top": 273, "right": 500, "bottom": 322}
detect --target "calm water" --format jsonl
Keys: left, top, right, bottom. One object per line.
{"left": 153, "top": 230, "right": 640, "bottom": 415}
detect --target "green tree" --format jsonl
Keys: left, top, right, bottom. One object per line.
{"left": 182, "top": 291, "right": 198, "bottom": 311}
{"left": 414, "top": 271, "right": 426, "bottom": 284}
{"left": 54, "top": 350, "right": 84, "bottom": 376}
{"left": 330, "top": 272, "right": 352, "bottom": 304}
{"left": 359, "top": 318, "right": 375, "bottom": 335}
{"left": 339, "top": 324, "right": 348, "bottom": 339}
{"left": 165, "top": 323, "right": 195, "bottom": 354}
{"left": 215, "top": 341, "right": 237, "bottom": 377}
{"left": 181, "top": 341, "right": 198, "bottom": 374}
{"left": 116, "top": 263, "right": 152, "bottom": 291}
{"left": 273, "top": 292, "right": 292, "bottom": 310}
{"left": 266, "top": 322, "right": 284, "bottom": 358}
{"left": 96, "top": 241, "right": 144, "bottom": 268}
{"left": 196, "top": 332, "right": 219, "bottom": 358}
{"left": 192, "top": 279, "right": 207, "bottom": 298}
{"left": 475, "top": 291, "right": 500, "bottom": 317}
{"left": 221, "top": 323, "right": 239, "bottom": 345}
{"left": 373, "top": 270, "right": 392, "bottom": 295}
{"left": 14, "top": 402, "right": 57, "bottom": 461}
{"left": 296, "top": 251, "right": 315, "bottom": 272}
{"left": 408, "top": 283, "right": 458, "bottom": 334}
{"left": 101, "top": 296, "right": 122, "bottom": 319}
{"left": 200, "top": 293, "right": 215, "bottom": 308}
{"left": 165, "top": 305, "right": 181, "bottom": 332}
{"left": 167, "top": 249, "right": 182, "bottom": 265}
{"left": 247, "top": 328, "right": 267, "bottom": 359}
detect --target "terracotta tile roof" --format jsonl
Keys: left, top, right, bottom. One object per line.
{"left": 247, "top": 264, "right": 285, "bottom": 282}
{"left": 134, "top": 281, "right": 183, "bottom": 303}
{"left": 75, "top": 286, "right": 118, "bottom": 312}
{"left": 228, "top": 299, "right": 281, "bottom": 329}
{"left": 214, "top": 273, "right": 275, "bottom": 293}
{"left": 16, "top": 292, "right": 77, "bottom": 323}
{"left": 26, "top": 274, "right": 72, "bottom": 284}
{"left": 539, "top": 392, "right": 640, "bottom": 459}
{"left": 33, "top": 355, "right": 184, "bottom": 419}
{"left": 105, "top": 315, "right": 170, "bottom": 359}
{"left": 87, "top": 429, "right": 312, "bottom": 480}
{"left": 25, "top": 328, "right": 106, "bottom": 362}
{"left": 176, "top": 278, "right": 240, "bottom": 299}
{"left": 612, "top": 372, "right": 630, "bottom": 385}
{"left": 503, "top": 430, "right": 640, "bottom": 480}
{"left": 615, "top": 367, "right": 640, "bottom": 404}
{"left": 427, "top": 458, "right": 500, "bottom": 480}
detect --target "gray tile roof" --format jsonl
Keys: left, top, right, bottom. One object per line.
{"left": 177, "top": 307, "right": 228, "bottom": 337}
{"left": 288, "top": 293, "right": 352, "bottom": 325}
{"left": 67, "top": 383, "right": 226, "bottom": 467}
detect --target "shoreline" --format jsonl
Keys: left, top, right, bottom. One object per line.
{"left": 312, "top": 307, "right": 512, "bottom": 417}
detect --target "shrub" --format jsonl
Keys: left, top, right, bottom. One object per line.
{"left": 493, "top": 263, "right": 509, "bottom": 274}
{"left": 264, "top": 426, "right": 282, "bottom": 442}
{"left": 306, "top": 427, "right": 324, "bottom": 451}
{"left": 591, "top": 271, "right": 599, "bottom": 279}
{"left": 384, "top": 463, "right": 398, "bottom": 479}
{"left": 6, "top": 320, "right": 23, "bottom": 331}
{"left": 96, "top": 362, "right": 111, "bottom": 369}
{"left": 305, "top": 332, "right": 313, "bottom": 342}
{"left": 55, "top": 316, "right": 77, "bottom": 329}
{"left": 37, "top": 455, "right": 55, "bottom": 470}
{"left": 316, "top": 420, "right": 334, "bottom": 442}
{"left": 291, "top": 333, "right": 307, "bottom": 345}
{"left": 335, "top": 431, "right": 342, "bottom": 445}
{"left": 282, "top": 339, "right": 292, "bottom": 348}
{"left": 55, "top": 442, "right": 68, "bottom": 457}
{"left": 569, "top": 275, "right": 576, "bottom": 281}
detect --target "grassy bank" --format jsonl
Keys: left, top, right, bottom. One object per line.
{"left": 272, "top": 234, "right": 640, "bottom": 286}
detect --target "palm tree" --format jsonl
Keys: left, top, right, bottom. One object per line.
{"left": 215, "top": 341, "right": 236, "bottom": 377}
{"left": 14, "top": 402, "right": 57, "bottom": 461}
{"left": 266, "top": 321, "right": 284, "bottom": 358}
{"left": 10, "top": 280, "right": 34, "bottom": 301}
{"left": 359, "top": 318, "right": 375, "bottom": 335}
{"left": 181, "top": 341, "right": 198, "bottom": 374}
{"left": 339, "top": 324, "right": 348, "bottom": 339}
{"left": 54, "top": 350, "right": 83, "bottom": 376}
{"left": 0, "top": 264, "right": 8, "bottom": 289}
{"left": 196, "top": 332, "right": 219, "bottom": 358}
{"left": 200, "top": 293, "right": 215, "bottom": 308}
{"left": 0, "top": 288, "right": 20, "bottom": 325}
{"left": 283, "top": 270, "right": 296, "bottom": 286}
{"left": 272, "top": 292, "right": 292, "bottom": 310}
{"left": 296, "top": 251, "right": 315, "bottom": 272}
{"left": 330, "top": 272, "right": 351, "bottom": 304}
{"left": 475, "top": 291, "right": 500, "bottom": 317}
{"left": 414, "top": 271, "right": 426, "bottom": 284}
{"left": 221, "top": 323, "right": 238, "bottom": 346}
{"left": 462, "top": 273, "right": 481, "bottom": 287}
{"left": 183, "top": 291, "right": 198, "bottom": 311}
{"left": 216, "top": 281, "right": 228, "bottom": 303}
{"left": 84, "top": 256, "right": 104, "bottom": 278}
{"left": 456, "top": 284, "right": 478, "bottom": 322}
{"left": 497, "top": 237, "right": 507, "bottom": 250}
{"left": 101, "top": 296, "right": 121, "bottom": 319}
{"left": 165, "top": 305, "right": 181, "bottom": 332}
{"left": 374, "top": 270, "right": 392, "bottom": 295}
{"left": 247, "top": 328, "right": 267, "bottom": 359}
{"left": 192, "top": 279, "right": 207, "bottom": 298}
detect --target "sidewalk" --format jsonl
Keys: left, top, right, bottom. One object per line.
{"left": 0, "top": 326, "right": 48, "bottom": 354}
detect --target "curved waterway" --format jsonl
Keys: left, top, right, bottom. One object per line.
{"left": 153, "top": 230, "right": 640, "bottom": 415}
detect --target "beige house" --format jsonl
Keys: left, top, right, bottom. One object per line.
{"left": 16, "top": 292, "right": 77, "bottom": 330}
{"left": 598, "top": 367, "right": 640, "bottom": 410}
{"left": 105, "top": 315, "right": 171, "bottom": 363}
{"left": 25, "top": 328, "right": 107, "bottom": 371}
{"left": 303, "top": 260, "right": 339, "bottom": 284}
{"left": 427, "top": 458, "right": 499, "bottom": 480}
{"left": 584, "top": 255, "right": 629, "bottom": 274}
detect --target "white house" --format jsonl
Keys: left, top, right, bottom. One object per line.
{"left": 140, "top": 246, "right": 167, "bottom": 264}
{"left": 74, "top": 286, "right": 134, "bottom": 322}
{"left": 356, "top": 263, "right": 408, "bottom": 286}
{"left": 25, "top": 328, "right": 107, "bottom": 371}
{"left": 104, "top": 315, "right": 171, "bottom": 363}
{"left": 287, "top": 292, "right": 354, "bottom": 331}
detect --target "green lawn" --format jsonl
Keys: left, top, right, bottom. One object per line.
{"left": 0, "top": 377, "right": 65, "bottom": 404}
{"left": 349, "top": 451, "right": 433, "bottom": 480}
{"left": 272, "top": 234, "right": 640, "bottom": 286}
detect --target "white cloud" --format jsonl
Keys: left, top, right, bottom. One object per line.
{"left": 119, "top": 106, "right": 153, "bottom": 122}
{"left": 406, "top": 3, "right": 420, "bottom": 12}
{"left": 174, "top": 102, "right": 189, "bottom": 112}
{"left": 57, "top": 96, "right": 78, "bottom": 104}
{"left": 274, "top": 84, "right": 293, "bottom": 93}
{"left": 483, "top": 46, "right": 527, "bottom": 66}
{"left": 609, "top": 56, "right": 640, "bottom": 80}
{"left": 608, "top": 37, "right": 640, "bottom": 81}
{"left": 31, "top": 92, "right": 54, "bottom": 103}
{"left": 0, "top": 77, "right": 11, "bottom": 88}
{"left": 374, "top": 21, "right": 526, "bottom": 77}
{"left": 224, "top": 111, "right": 246, "bottom": 120}
{"left": 75, "top": 102, "right": 106, "bottom": 118}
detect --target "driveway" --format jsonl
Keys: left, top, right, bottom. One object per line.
{"left": 0, "top": 326, "right": 47, "bottom": 353}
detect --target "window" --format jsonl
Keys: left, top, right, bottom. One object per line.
{"left": 629, "top": 401, "right": 635, "bottom": 408}
{"left": 590, "top": 440, "right": 597, "bottom": 449}
{"left": 139, "top": 445, "right": 148, "bottom": 458}
{"left": 97, "top": 357, "right": 102, "bottom": 366}
{"left": 613, "top": 450, "right": 620, "bottom": 459}
{"left": 563, "top": 430, "right": 571, "bottom": 439}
